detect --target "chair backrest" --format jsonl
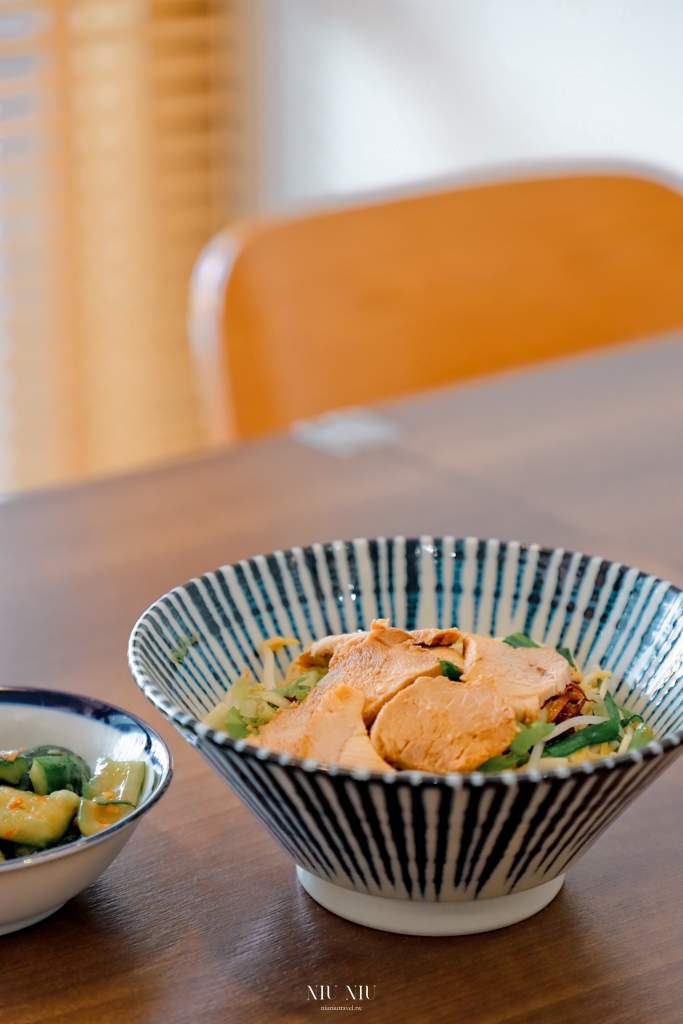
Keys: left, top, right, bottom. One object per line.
{"left": 190, "top": 173, "right": 683, "bottom": 443}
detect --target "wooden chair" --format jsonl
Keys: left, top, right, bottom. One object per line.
{"left": 188, "top": 172, "right": 683, "bottom": 445}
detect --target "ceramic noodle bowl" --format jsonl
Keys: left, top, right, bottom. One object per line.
{"left": 128, "top": 537, "right": 683, "bottom": 935}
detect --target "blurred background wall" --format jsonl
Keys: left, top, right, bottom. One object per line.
{"left": 259, "top": 0, "right": 683, "bottom": 209}
{"left": 2, "top": 0, "right": 683, "bottom": 491}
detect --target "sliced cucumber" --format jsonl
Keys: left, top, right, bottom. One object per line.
{"left": 23, "top": 745, "right": 66, "bottom": 758}
{"left": 83, "top": 759, "right": 145, "bottom": 807}
{"left": 77, "top": 798, "right": 134, "bottom": 837}
{"left": 0, "top": 754, "right": 31, "bottom": 786}
{"left": 0, "top": 786, "right": 79, "bottom": 848}
{"left": 24, "top": 746, "right": 90, "bottom": 779}
{"left": 29, "top": 755, "right": 89, "bottom": 796}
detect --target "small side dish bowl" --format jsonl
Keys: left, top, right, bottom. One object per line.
{"left": 128, "top": 537, "right": 683, "bottom": 935}
{"left": 0, "top": 688, "right": 172, "bottom": 936}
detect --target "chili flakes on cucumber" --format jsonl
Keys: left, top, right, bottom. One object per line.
{"left": 0, "top": 745, "right": 146, "bottom": 861}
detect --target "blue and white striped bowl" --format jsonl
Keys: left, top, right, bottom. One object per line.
{"left": 128, "top": 537, "right": 683, "bottom": 934}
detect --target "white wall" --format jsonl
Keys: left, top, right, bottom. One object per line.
{"left": 256, "top": 0, "right": 683, "bottom": 209}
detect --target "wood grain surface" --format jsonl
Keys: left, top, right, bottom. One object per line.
{"left": 2, "top": 334, "right": 683, "bottom": 1024}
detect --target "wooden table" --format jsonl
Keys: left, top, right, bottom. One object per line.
{"left": 2, "top": 335, "right": 683, "bottom": 1024}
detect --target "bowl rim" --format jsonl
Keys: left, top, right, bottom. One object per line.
{"left": 127, "top": 536, "right": 683, "bottom": 788}
{"left": 0, "top": 686, "right": 173, "bottom": 872}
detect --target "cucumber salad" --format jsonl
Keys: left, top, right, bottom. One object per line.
{"left": 0, "top": 745, "right": 146, "bottom": 861}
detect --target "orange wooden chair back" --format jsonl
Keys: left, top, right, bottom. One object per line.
{"left": 195, "top": 173, "right": 683, "bottom": 442}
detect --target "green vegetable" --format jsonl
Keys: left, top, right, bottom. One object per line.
{"left": 205, "top": 667, "right": 322, "bottom": 736}
{"left": 510, "top": 721, "right": 555, "bottom": 759}
{"left": 275, "top": 668, "right": 324, "bottom": 701}
{"left": 239, "top": 698, "right": 277, "bottom": 724}
{"left": 229, "top": 675, "right": 252, "bottom": 703}
{"left": 169, "top": 633, "right": 199, "bottom": 664}
{"left": 23, "top": 745, "right": 67, "bottom": 758}
{"left": 477, "top": 753, "right": 519, "bottom": 773}
{"left": 0, "top": 754, "right": 30, "bottom": 786}
{"left": 603, "top": 690, "right": 619, "bottom": 720}
{"left": 77, "top": 798, "right": 134, "bottom": 837}
{"left": 629, "top": 722, "right": 654, "bottom": 750}
{"left": 620, "top": 713, "right": 644, "bottom": 728}
{"left": 439, "top": 659, "right": 463, "bottom": 681}
{"left": 224, "top": 706, "right": 250, "bottom": 739}
{"left": 0, "top": 744, "right": 146, "bottom": 854}
{"left": 203, "top": 701, "right": 233, "bottom": 730}
{"left": 502, "top": 633, "right": 539, "bottom": 649}
{"left": 0, "top": 787, "right": 80, "bottom": 848}
{"left": 544, "top": 720, "right": 619, "bottom": 757}
{"left": 545, "top": 698, "right": 608, "bottom": 753}
{"left": 546, "top": 689, "right": 621, "bottom": 758}
{"left": 13, "top": 844, "right": 39, "bottom": 857}
{"left": 83, "top": 759, "right": 146, "bottom": 807}
{"left": 274, "top": 677, "right": 311, "bottom": 701}
{"left": 29, "top": 755, "right": 89, "bottom": 796}
{"left": 223, "top": 672, "right": 296, "bottom": 733}
{"left": 477, "top": 721, "right": 555, "bottom": 772}
{"left": 556, "top": 647, "right": 577, "bottom": 668}
{"left": 24, "top": 746, "right": 90, "bottom": 781}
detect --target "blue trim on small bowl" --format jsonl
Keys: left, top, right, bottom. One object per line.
{"left": 0, "top": 687, "right": 172, "bottom": 873}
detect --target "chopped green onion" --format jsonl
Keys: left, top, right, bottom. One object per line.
{"left": 545, "top": 719, "right": 619, "bottom": 757}
{"left": 628, "top": 722, "right": 654, "bottom": 750}
{"left": 169, "top": 633, "right": 199, "bottom": 664}
{"left": 556, "top": 647, "right": 577, "bottom": 668}
{"left": 439, "top": 659, "right": 462, "bottom": 681}
{"left": 603, "top": 690, "right": 620, "bottom": 723}
{"left": 546, "top": 689, "right": 620, "bottom": 757}
{"left": 620, "top": 714, "right": 644, "bottom": 728}
{"left": 502, "top": 633, "right": 539, "bottom": 649}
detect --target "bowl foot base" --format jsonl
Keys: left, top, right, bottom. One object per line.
{"left": 297, "top": 868, "right": 564, "bottom": 935}
{"left": 0, "top": 904, "right": 66, "bottom": 936}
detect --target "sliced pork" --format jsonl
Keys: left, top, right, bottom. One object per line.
{"left": 250, "top": 682, "right": 393, "bottom": 772}
{"left": 370, "top": 675, "right": 516, "bottom": 773}
{"left": 409, "top": 628, "right": 461, "bottom": 647}
{"left": 462, "top": 634, "right": 571, "bottom": 722}
{"left": 317, "top": 619, "right": 463, "bottom": 725}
